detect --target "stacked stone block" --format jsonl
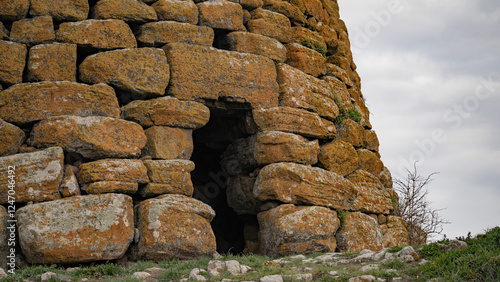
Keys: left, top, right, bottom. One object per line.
{"left": 0, "top": 0, "right": 409, "bottom": 265}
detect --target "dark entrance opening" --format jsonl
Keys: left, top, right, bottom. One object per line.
{"left": 191, "top": 101, "right": 252, "bottom": 254}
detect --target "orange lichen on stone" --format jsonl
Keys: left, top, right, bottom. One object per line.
{"left": 336, "top": 119, "right": 364, "bottom": 147}
{"left": 197, "top": 0, "right": 245, "bottom": 31}
{"left": 227, "top": 31, "right": 287, "bottom": 63}
{"left": 91, "top": 0, "right": 157, "bottom": 23}
{"left": 285, "top": 43, "right": 326, "bottom": 77}
{"left": 247, "top": 8, "right": 291, "bottom": 43}
{"left": 83, "top": 181, "right": 139, "bottom": 194}
{"left": 0, "top": 40, "right": 26, "bottom": 85}
{"left": 143, "top": 126, "right": 193, "bottom": 160}
{"left": 29, "top": 0, "right": 89, "bottom": 21}
{"left": 382, "top": 216, "right": 410, "bottom": 248}
{"left": 318, "top": 140, "right": 359, "bottom": 177}
{"left": 10, "top": 16, "right": 55, "bottom": 44}
{"left": 27, "top": 43, "right": 77, "bottom": 82}
{"left": 136, "top": 21, "right": 214, "bottom": 47}
{"left": 78, "top": 159, "right": 149, "bottom": 184}
{"left": 347, "top": 170, "right": 393, "bottom": 215}
{"left": 152, "top": 0, "right": 199, "bottom": 24}
{"left": 0, "top": 119, "right": 25, "bottom": 156}
{"left": 336, "top": 211, "right": 384, "bottom": 252}
{"left": 357, "top": 149, "right": 384, "bottom": 176}
{"left": 0, "top": 0, "right": 30, "bottom": 21}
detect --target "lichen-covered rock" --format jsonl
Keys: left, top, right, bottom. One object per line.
{"left": 0, "top": 0, "right": 29, "bottom": 21}
{"left": 0, "top": 119, "right": 25, "bottom": 156}
{"left": 262, "top": 0, "right": 306, "bottom": 25}
{"left": 252, "top": 107, "right": 336, "bottom": 139}
{"left": 59, "top": 165, "right": 80, "bottom": 197}
{"left": 143, "top": 126, "right": 193, "bottom": 160}
{"left": 80, "top": 48, "right": 169, "bottom": 96}
{"left": 258, "top": 204, "right": 340, "bottom": 257}
{"left": 363, "top": 130, "right": 380, "bottom": 152}
{"left": 137, "top": 21, "right": 214, "bottom": 47}
{"left": 227, "top": 31, "right": 286, "bottom": 63}
{"left": 124, "top": 96, "right": 210, "bottom": 129}
{"left": 141, "top": 160, "right": 194, "bottom": 197}
{"left": 357, "top": 149, "right": 384, "bottom": 176}
{"left": 16, "top": 193, "right": 134, "bottom": 264}
{"left": 152, "top": 0, "right": 198, "bottom": 24}
{"left": 197, "top": 0, "right": 245, "bottom": 31}
{"left": 325, "top": 63, "right": 353, "bottom": 87}
{"left": 29, "top": 0, "right": 89, "bottom": 21}
{"left": 247, "top": 8, "right": 291, "bottom": 43}
{"left": 0, "top": 147, "right": 63, "bottom": 204}
{"left": 323, "top": 75, "right": 351, "bottom": 109}
{"left": 336, "top": 119, "right": 364, "bottom": 147}
{"left": 0, "top": 40, "right": 26, "bottom": 85}
{"left": 57, "top": 19, "right": 136, "bottom": 49}
{"left": 164, "top": 43, "right": 278, "bottom": 108}
{"left": 83, "top": 181, "right": 139, "bottom": 194}
{"left": 27, "top": 43, "right": 77, "bottom": 82}
{"left": 277, "top": 63, "right": 338, "bottom": 121}
{"left": 140, "top": 183, "right": 193, "bottom": 198}
{"left": 290, "top": 26, "right": 327, "bottom": 54}
{"left": 285, "top": 43, "right": 326, "bottom": 77}
{"left": 0, "top": 82, "right": 120, "bottom": 125}
{"left": 318, "top": 140, "right": 358, "bottom": 177}
{"left": 336, "top": 212, "right": 384, "bottom": 252}
{"left": 347, "top": 170, "right": 393, "bottom": 215}
{"left": 91, "top": 0, "right": 157, "bottom": 23}
{"left": 137, "top": 194, "right": 216, "bottom": 260}
{"left": 10, "top": 16, "right": 55, "bottom": 44}
{"left": 28, "top": 116, "right": 147, "bottom": 159}
{"left": 227, "top": 175, "right": 259, "bottom": 215}
{"left": 254, "top": 162, "right": 357, "bottom": 210}
{"left": 382, "top": 216, "right": 410, "bottom": 248}
{"left": 78, "top": 159, "right": 149, "bottom": 184}
{"left": 378, "top": 166, "right": 393, "bottom": 188}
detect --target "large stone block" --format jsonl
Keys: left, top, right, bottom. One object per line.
{"left": 254, "top": 162, "right": 357, "bottom": 210}
{"left": 247, "top": 8, "right": 291, "bottom": 43}
{"left": 17, "top": 193, "right": 134, "bottom": 264}
{"left": 382, "top": 216, "right": 410, "bottom": 248}
{"left": 27, "top": 43, "right": 77, "bottom": 82}
{"left": 285, "top": 43, "right": 326, "bottom": 77}
{"left": 164, "top": 43, "right": 278, "bottom": 108}
{"left": 277, "top": 64, "right": 338, "bottom": 121}
{"left": 262, "top": 0, "right": 306, "bottom": 25}
{"left": 78, "top": 159, "right": 149, "bottom": 184}
{"left": 143, "top": 126, "right": 193, "bottom": 159}
{"left": 137, "top": 21, "right": 214, "bottom": 47}
{"left": 152, "top": 0, "right": 199, "bottom": 24}
{"left": 336, "top": 211, "right": 384, "bottom": 252}
{"left": 347, "top": 170, "right": 393, "bottom": 215}
{"left": 0, "top": 40, "right": 26, "bottom": 85}
{"left": 83, "top": 181, "right": 138, "bottom": 195}
{"left": 227, "top": 31, "right": 286, "bottom": 63}
{"left": 197, "top": 0, "right": 245, "bottom": 31}
{"left": 336, "top": 118, "right": 364, "bottom": 147}
{"left": 252, "top": 107, "right": 336, "bottom": 139}
{"left": 318, "top": 140, "right": 358, "bottom": 177}
{"left": 80, "top": 48, "right": 169, "bottom": 96}
{"left": 323, "top": 75, "right": 351, "bottom": 109}
{"left": 0, "top": 147, "right": 64, "bottom": 204}
{"left": 124, "top": 97, "right": 209, "bottom": 129}
{"left": 357, "top": 149, "right": 384, "bottom": 176}
{"left": 28, "top": 116, "right": 147, "bottom": 159}
{"left": 137, "top": 194, "right": 216, "bottom": 260}
{"left": 0, "top": 82, "right": 120, "bottom": 125}
{"left": 140, "top": 160, "right": 194, "bottom": 197}
{"left": 258, "top": 204, "right": 339, "bottom": 257}
{"left": 0, "top": 0, "right": 29, "bottom": 21}
{"left": 290, "top": 26, "right": 327, "bottom": 54}
{"left": 10, "top": 16, "right": 55, "bottom": 44}
{"left": 57, "top": 19, "right": 136, "bottom": 50}
{"left": 0, "top": 119, "right": 25, "bottom": 156}
{"left": 91, "top": 0, "right": 157, "bottom": 23}
{"left": 325, "top": 64, "right": 353, "bottom": 88}
{"left": 29, "top": 0, "right": 89, "bottom": 21}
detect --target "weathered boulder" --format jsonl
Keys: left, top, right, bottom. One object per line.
{"left": 336, "top": 212, "right": 384, "bottom": 252}
{"left": 91, "top": 0, "right": 157, "bottom": 23}
{"left": 254, "top": 162, "right": 357, "bottom": 210}
{"left": 277, "top": 63, "right": 338, "bottom": 121}
{"left": 28, "top": 116, "right": 147, "bottom": 159}
{"left": 363, "top": 130, "right": 380, "bottom": 152}
{"left": 10, "top": 16, "right": 55, "bottom": 44}
{"left": 318, "top": 140, "right": 358, "bottom": 177}
{"left": 290, "top": 26, "right": 327, "bottom": 55}
{"left": 83, "top": 181, "right": 139, "bottom": 194}
{"left": 262, "top": 0, "right": 306, "bottom": 25}
{"left": 17, "top": 193, "right": 134, "bottom": 264}
{"left": 143, "top": 126, "right": 193, "bottom": 160}
{"left": 378, "top": 166, "right": 393, "bottom": 189}
{"left": 357, "top": 149, "right": 384, "bottom": 176}
{"left": 0, "top": 0, "right": 29, "bottom": 21}
{"left": 59, "top": 165, "right": 80, "bottom": 197}
{"left": 247, "top": 8, "right": 291, "bottom": 43}
{"left": 197, "top": 0, "right": 245, "bottom": 31}
{"left": 164, "top": 43, "right": 278, "bottom": 108}
{"left": 0, "top": 147, "right": 63, "bottom": 204}
{"left": 29, "top": 0, "right": 89, "bottom": 21}
{"left": 227, "top": 31, "right": 287, "bottom": 63}
{"left": 336, "top": 118, "right": 364, "bottom": 147}
{"left": 57, "top": 19, "right": 136, "bottom": 49}
{"left": 258, "top": 204, "right": 340, "bottom": 257}
{"left": 227, "top": 175, "right": 259, "bottom": 214}
{"left": 27, "top": 43, "right": 77, "bottom": 82}
{"left": 124, "top": 96, "right": 210, "bottom": 129}
{"left": 285, "top": 43, "right": 326, "bottom": 77}
{"left": 0, "top": 82, "right": 120, "bottom": 125}
{"left": 382, "top": 216, "right": 410, "bottom": 248}
{"left": 136, "top": 194, "right": 216, "bottom": 260}
{"left": 140, "top": 160, "right": 194, "bottom": 197}
{"left": 137, "top": 21, "right": 214, "bottom": 47}
{"left": 252, "top": 107, "right": 336, "bottom": 139}
{"left": 323, "top": 75, "right": 351, "bottom": 109}
{"left": 347, "top": 170, "right": 393, "bottom": 215}
{"left": 0, "top": 40, "right": 26, "bottom": 85}
{"left": 152, "top": 0, "right": 199, "bottom": 24}
{"left": 0, "top": 119, "right": 25, "bottom": 156}
{"left": 80, "top": 48, "right": 169, "bottom": 96}
{"left": 78, "top": 159, "right": 149, "bottom": 184}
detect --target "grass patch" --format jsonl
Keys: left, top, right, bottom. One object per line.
{"left": 336, "top": 209, "right": 349, "bottom": 229}
{"left": 300, "top": 39, "right": 327, "bottom": 58}
{"left": 347, "top": 108, "right": 361, "bottom": 123}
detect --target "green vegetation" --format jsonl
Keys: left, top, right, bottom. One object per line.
{"left": 300, "top": 39, "right": 327, "bottom": 58}
{"left": 336, "top": 208, "right": 349, "bottom": 229}
{"left": 347, "top": 108, "right": 361, "bottom": 123}
{"left": 333, "top": 94, "right": 362, "bottom": 125}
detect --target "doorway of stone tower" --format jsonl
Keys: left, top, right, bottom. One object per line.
{"left": 190, "top": 101, "right": 253, "bottom": 254}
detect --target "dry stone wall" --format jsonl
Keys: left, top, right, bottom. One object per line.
{"left": 0, "top": 0, "right": 409, "bottom": 266}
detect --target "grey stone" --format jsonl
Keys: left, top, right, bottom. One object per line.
{"left": 260, "top": 275, "right": 283, "bottom": 282}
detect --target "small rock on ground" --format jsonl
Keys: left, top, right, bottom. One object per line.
{"left": 260, "top": 274, "right": 284, "bottom": 282}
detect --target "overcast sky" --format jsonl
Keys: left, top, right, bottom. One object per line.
{"left": 338, "top": 0, "right": 500, "bottom": 240}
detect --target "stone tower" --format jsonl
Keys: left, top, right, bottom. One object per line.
{"left": 0, "top": 0, "right": 409, "bottom": 265}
